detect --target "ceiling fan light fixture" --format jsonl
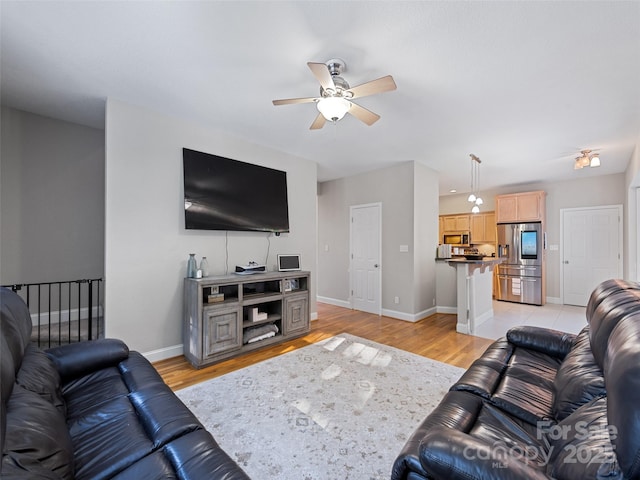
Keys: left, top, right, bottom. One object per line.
{"left": 574, "top": 149, "right": 601, "bottom": 169}
{"left": 317, "top": 96, "right": 351, "bottom": 122}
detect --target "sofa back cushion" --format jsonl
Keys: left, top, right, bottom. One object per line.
{"left": 0, "top": 288, "right": 32, "bottom": 371}
{"left": 552, "top": 326, "right": 605, "bottom": 421}
{"left": 586, "top": 279, "right": 637, "bottom": 319}
{"left": 2, "top": 384, "right": 74, "bottom": 479}
{"left": 588, "top": 281, "right": 640, "bottom": 367}
{"left": 1, "top": 288, "right": 33, "bottom": 459}
{"left": 17, "top": 344, "right": 66, "bottom": 415}
{"left": 603, "top": 310, "right": 640, "bottom": 480}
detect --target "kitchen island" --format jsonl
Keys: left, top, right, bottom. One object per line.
{"left": 447, "top": 257, "right": 503, "bottom": 335}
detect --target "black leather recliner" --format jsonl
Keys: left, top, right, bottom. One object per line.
{"left": 392, "top": 279, "right": 640, "bottom": 480}
{"left": 1, "top": 287, "right": 250, "bottom": 479}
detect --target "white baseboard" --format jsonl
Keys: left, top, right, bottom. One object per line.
{"left": 382, "top": 306, "right": 437, "bottom": 323}
{"left": 546, "top": 296, "right": 562, "bottom": 304}
{"left": 143, "top": 344, "right": 183, "bottom": 363}
{"left": 473, "top": 309, "right": 494, "bottom": 329}
{"left": 317, "top": 295, "right": 441, "bottom": 323}
{"left": 316, "top": 296, "right": 351, "bottom": 309}
{"left": 145, "top": 312, "right": 319, "bottom": 361}
{"left": 436, "top": 306, "right": 457, "bottom": 314}
{"left": 31, "top": 306, "right": 103, "bottom": 325}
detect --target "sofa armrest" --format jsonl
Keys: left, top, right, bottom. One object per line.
{"left": 420, "top": 427, "right": 550, "bottom": 480}
{"left": 46, "top": 338, "right": 129, "bottom": 382}
{"left": 506, "top": 325, "right": 575, "bottom": 359}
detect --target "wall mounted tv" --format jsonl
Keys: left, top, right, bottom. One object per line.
{"left": 182, "top": 148, "right": 290, "bottom": 233}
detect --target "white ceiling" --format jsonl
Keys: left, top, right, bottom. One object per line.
{"left": 2, "top": 1, "right": 640, "bottom": 193}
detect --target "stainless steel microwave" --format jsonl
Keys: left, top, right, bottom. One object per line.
{"left": 443, "top": 232, "right": 470, "bottom": 246}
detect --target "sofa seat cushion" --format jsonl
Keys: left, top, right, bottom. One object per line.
{"left": 552, "top": 326, "right": 605, "bottom": 421}
{"left": 417, "top": 397, "right": 551, "bottom": 479}
{"left": 61, "top": 351, "right": 222, "bottom": 480}
{"left": 391, "top": 390, "right": 484, "bottom": 480}
{"left": 489, "top": 347, "right": 562, "bottom": 425}
{"left": 2, "top": 385, "right": 74, "bottom": 480}
{"left": 68, "top": 394, "right": 155, "bottom": 480}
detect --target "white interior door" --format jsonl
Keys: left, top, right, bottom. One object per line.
{"left": 562, "top": 206, "right": 622, "bottom": 306}
{"left": 350, "top": 203, "right": 381, "bottom": 315}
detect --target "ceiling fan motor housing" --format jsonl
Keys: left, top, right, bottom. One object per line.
{"left": 320, "top": 76, "right": 351, "bottom": 98}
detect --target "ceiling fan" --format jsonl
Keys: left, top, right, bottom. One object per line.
{"left": 272, "top": 59, "right": 397, "bottom": 130}
{"left": 574, "top": 149, "right": 601, "bottom": 169}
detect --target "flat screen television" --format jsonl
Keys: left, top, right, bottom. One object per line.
{"left": 183, "top": 148, "right": 290, "bottom": 233}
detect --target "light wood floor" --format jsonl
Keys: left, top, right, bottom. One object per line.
{"left": 154, "top": 303, "right": 494, "bottom": 391}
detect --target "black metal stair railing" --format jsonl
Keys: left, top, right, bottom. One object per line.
{"left": 1, "top": 278, "right": 104, "bottom": 348}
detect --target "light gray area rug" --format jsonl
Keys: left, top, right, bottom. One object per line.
{"left": 176, "top": 334, "right": 464, "bottom": 480}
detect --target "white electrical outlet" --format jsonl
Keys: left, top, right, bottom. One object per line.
{"left": 394, "top": 296, "right": 400, "bottom": 304}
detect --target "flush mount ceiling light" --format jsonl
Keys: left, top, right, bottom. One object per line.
{"left": 574, "top": 149, "right": 601, "bottom": 169}
{"left": 467, "top": 154, "right": 483, "bottom": 213}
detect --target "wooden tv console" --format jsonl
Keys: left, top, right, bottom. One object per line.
{"left": 183, "top": 271, "right": 310, "bottom": 368}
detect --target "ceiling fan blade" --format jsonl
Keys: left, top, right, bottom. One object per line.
{"left": 348, "top": 102, "right": 380, "bottom": 126}
{"left": 347, "top": 75, "right": 397, "bottom": 99}
{"left": 307, "top": 62, "right": 336, "bottom": 93}
{"left": 310, "top": 113, "right": 326, "bottom": 130}
{"left": 272, "top": 97, "right": 318, "bottom": 106}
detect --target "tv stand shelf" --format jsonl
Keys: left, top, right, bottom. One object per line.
{"left": 183, "top": 271, "right": 310, "bottom": 369}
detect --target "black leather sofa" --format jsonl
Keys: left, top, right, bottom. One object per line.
{"left": 392, "top": 279, "right": 640, "bottom": 480}
{"left": 1, "top": 287, "right": 250, "bottom": 479}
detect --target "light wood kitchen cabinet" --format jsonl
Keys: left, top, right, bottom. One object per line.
{"left": 495, "top": 191, "right": 545, "bottom": 223}
{"left": 443, "top": 214, "right": 470, "bottom": 232}
{"left": 470, "top": 212, "right": 496, "bottom": 244}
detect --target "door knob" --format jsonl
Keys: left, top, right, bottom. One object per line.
{"left": 563, "top": 260, "right": 569, "bottom": 264}
{"left": 374, "top": 264, "right": 380, "bottom": 268}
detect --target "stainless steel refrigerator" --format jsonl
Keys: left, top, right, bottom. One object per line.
{"left": 496, "top": 222, "right": 543, "bottom": 305}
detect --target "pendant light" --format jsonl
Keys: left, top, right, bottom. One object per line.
{"left": 468, "top": 154, "right": 483, "bottom": 213}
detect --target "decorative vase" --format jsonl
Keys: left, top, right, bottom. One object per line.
{"left": 200, "top": 257, "right": 209, "bottom": 277}
{"left": 187, "top": 254, "right": 197, "bottom": 278}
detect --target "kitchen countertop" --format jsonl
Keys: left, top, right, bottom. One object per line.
{"left": 446, "top": 257, "right": 502, "bottom": 265}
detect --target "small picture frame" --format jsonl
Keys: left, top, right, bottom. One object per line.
{"left": 283, "top": 278, "right": 300, "bottom": 292}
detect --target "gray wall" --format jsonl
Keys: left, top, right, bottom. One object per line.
{"left": 317, "top": 161, "right": 440, "bottom": 319}
{"left": 439, "top": 173, "right": 627, "bottom": 300}
{"left": 0, "top": 107, "right": 105, "bottom": 284}
{"left": 104, "top": 99, "right": 318, "bottom": 358}
{"left": 413, "top": 162, "right": 440, "bottom": 313}
{"left": 624, "top": 142, "right": 640, "bottom": 281}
